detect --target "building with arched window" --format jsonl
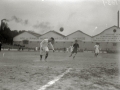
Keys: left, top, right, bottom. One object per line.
{"left": 92, "top": 26, "right": 120, "bottom": 51}
{"left": 13, "top": 31, "right": 41, "bottom": 48}
{"left": 13, "top": 26, "right": 120, "bottom": 52}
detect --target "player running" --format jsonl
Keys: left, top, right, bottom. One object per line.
{"left": 94, "top": 43, "right": 100, "bottom": 57}
{"left": 40, "top": 37, "right": 55, "bottom": 61}
{"left": 69, "top": 40, "right": 79, "bottom": 59}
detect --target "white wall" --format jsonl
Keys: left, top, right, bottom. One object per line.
{"left": 92, "top": 26, "right": 120, "bottom": 42}
{"left": 39, "top": 31, "right": 65, "bottom": 41}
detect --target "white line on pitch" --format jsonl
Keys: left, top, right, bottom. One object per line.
{"left": 38, "top": 68, "right": 72, "bottom": 90}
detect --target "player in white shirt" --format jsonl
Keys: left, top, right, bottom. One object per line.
{"left": 69, "top": 44, "right": 73, "bottom": 52}
{"left": 40, "top": 37, "right": 55, "bottom": 61}
{"left": 94, "top": 43, "right": 100, "bottom": 57}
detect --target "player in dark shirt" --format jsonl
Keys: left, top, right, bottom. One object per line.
{"left": 69, "top": 40, "right": 79, "bottom": 59}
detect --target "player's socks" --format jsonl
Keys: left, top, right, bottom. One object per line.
{"left": 97, "top": 54, "right": 98, "bottom": 56}
{"left": 40, "top": 55, "right": 42, "bottom": 60}
{"left": 96, "top": 54, "right": 98, "bottom": 57}
{"left": 69, "top": 54, "right": 72, "bottom": 57}
{"left": 95, "top": 53, "right": 97, "bottom": 57}
{"left": 45, "top": 53, "right": 48, "bottom": 60}
{"left": 73, "top": 53, "right": 76, "bottom": 59}
{"left": 73, "top": 56, "right": 75, "bottom": 59}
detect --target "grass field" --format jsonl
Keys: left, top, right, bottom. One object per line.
{"left": 0, "top": 51, "right": 120, "bottom": 90}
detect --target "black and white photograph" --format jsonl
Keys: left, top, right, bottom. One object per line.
{"left": 0, "top": 0, "right": 120, "bottom": 90}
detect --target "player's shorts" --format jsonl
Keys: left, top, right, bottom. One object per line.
{"left": 72, "top": 48, "right": 77, "bottom": 53}
{"left": 40, "top": 47, "right": 49, "bottom": 55}
{"left": 95, "top": 49, "right": 99, "bottom": 54}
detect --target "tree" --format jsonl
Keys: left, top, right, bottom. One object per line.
{"left": 0, "top": 19, "right": 12, "bottom": 44}
{"left": 0, "top": 19, "right": 27, "bottom": 44}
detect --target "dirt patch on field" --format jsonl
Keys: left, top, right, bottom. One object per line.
{"left": 48, "top": 65, "right": 120, "bottom": 90}
{"left": 0, "top": 65, "right": 66, "bottom": 90}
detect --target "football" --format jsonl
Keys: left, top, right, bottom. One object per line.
{"left": 60, "top": 27, "right": 64, "bottom": 32}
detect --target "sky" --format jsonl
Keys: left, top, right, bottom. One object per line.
{"left": 0, "top": 0, "right": 120, "bottom": 36}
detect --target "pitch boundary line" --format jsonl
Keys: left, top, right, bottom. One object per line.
{"left": 38, "top": 68, "right": 72, "bottom": 90}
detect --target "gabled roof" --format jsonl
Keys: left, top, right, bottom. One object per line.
{"left": 66, "top": 30, "right": 91, "bottom": 37}
{"left": 92, "top": 25, "right": 119, "bottom": 37}
{"left": 14, "top": 31, "right": 41, "bottom": 38}
{"left": 41, "top": 30, "right": 65, "bottom": 37}
{"left": 27, "top": 31, "right": 41, "bottom": 37}
{"left": 14, "top": 31, "right": 26, "bottom": 38}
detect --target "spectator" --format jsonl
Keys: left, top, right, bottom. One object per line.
{"left": 0, "top": 42, "right": 2, "bottom": 51}
{"left": 63, "top": 47, "right": 66, "bottom": 53}
{"left": 18, "top": 46, "right": 21, "bottom": 51}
